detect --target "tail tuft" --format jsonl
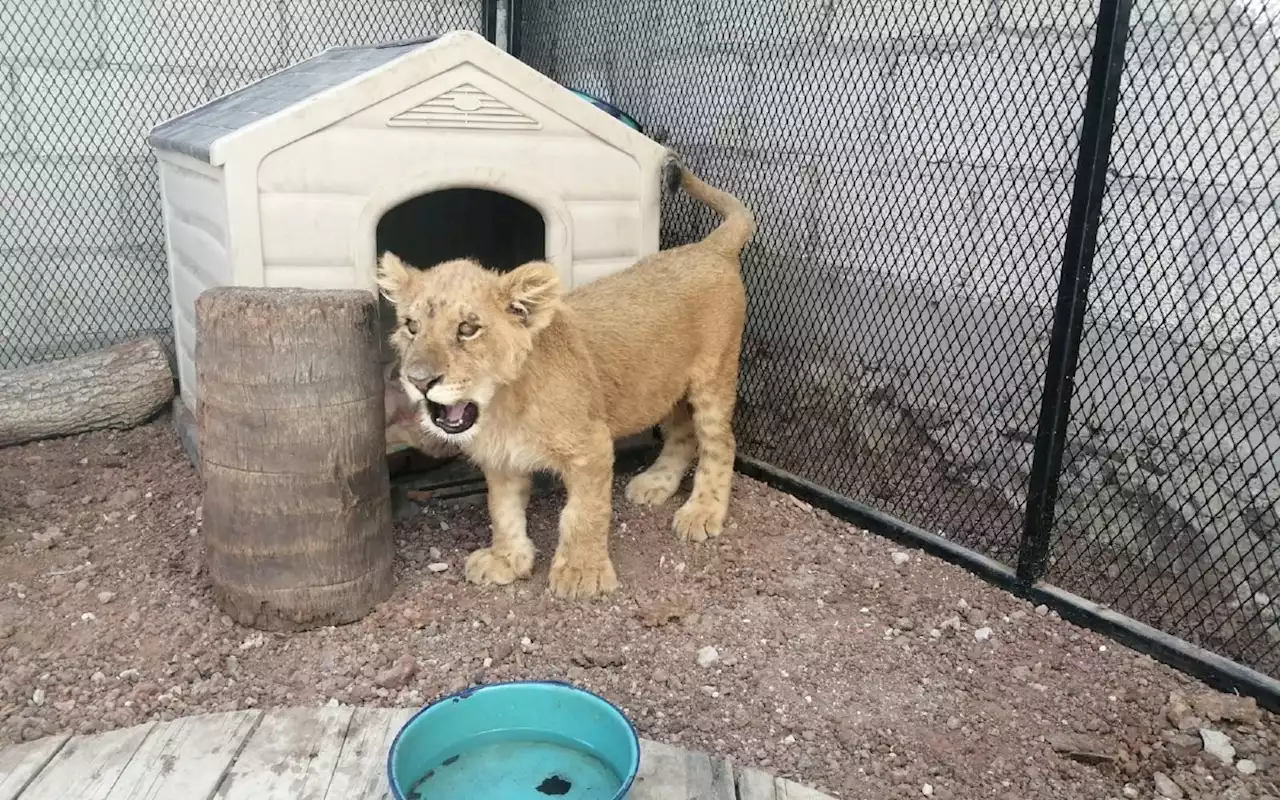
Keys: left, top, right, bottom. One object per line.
{"left": 662, "top": 151, "right": 684, "bottom": 194}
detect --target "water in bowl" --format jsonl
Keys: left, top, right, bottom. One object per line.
{"left": 403, "top": 728, "right": 625, "bottom": 800}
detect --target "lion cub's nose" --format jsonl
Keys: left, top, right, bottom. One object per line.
{"left": 403, "top": 369, "right": 442, "bottom": 392}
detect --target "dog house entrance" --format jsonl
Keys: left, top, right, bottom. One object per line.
{"left": 376, "top": 188, "right": 545, "bottom": 274}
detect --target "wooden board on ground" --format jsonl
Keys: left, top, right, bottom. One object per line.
{"left": 0, "top": 707, "right": 838, "bottom": 800}
{"left": 322, "top": 707, "right": 416, "bottom": 800}
{"left": 104, "top": 710, "right": 261, "bottom": 800}
{"left": 736, "top": 765, "right": 781, "bottom": 800}
{"left": 216, "top": 706, "right": 354, "bottom": 800}
{"left": 0, "top": 735, "right": 68, "bottom": 800}
{"left": 631, "top": 738, "right": 735, "bottom": 800}
{"left": 16, "top": 724, "right": 153, "bottom": 800}
{"left": 776, "top": 777, "right": 834, "bottom": 799}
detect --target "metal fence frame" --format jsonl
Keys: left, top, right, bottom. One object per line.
{"left": 513, "top": 0, "right": 1280, "bottom": 711}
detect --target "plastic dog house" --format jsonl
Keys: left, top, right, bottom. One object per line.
{"left": 147, "top": 31, "right": 668, "bottom": 409}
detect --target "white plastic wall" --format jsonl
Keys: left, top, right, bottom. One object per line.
{"left": 156, "top": 154, "right": 232, "bottom": 410}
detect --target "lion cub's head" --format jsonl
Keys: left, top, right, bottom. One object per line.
{"left": 377, "top": 252, "right": 563, "bottom": 443}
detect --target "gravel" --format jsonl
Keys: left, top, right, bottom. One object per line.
{"left": 1, "top": 418, "right": 1279, "bottom": 799}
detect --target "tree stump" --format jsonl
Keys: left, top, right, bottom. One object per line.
{"left": 0, "top": 337, "right": 174, "bottom": 448}
{"left": 196, "top": 287, "right": 393, "bottom": 631}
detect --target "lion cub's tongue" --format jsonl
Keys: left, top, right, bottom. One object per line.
{"left": 444, "top": 403, "right": 468, "bottom": 424}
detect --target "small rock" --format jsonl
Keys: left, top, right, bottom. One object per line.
{"left": 428, "top": 547, "right": 442, "bottom": 560}
{"left": 946, "top": 716, "right": 961, "bottom": 730}
{"left": 106, "top": 489, "right": 141, "bottom": 509}
{"left": 1035, "top": 604, "right": 1049, "bottom": 616}
{"left": 25, "top": 490, "right": 53, "bottom": 509}
{"left": 573, "top": 649, "right": 626, "bottom": 669}
{"left": 894, "top": 617, "right": 916, "bottom": 631}
{"left": 1012, "top": 665, "right": 1032, "bottom": 681}
{"left": 97, "top": 591, "right": 116, "bottom": 605}
{"left": 490, "top": 641, "right": 515, "bottom": 664}
{"left": 439, "top": 521, "right": 450, "bottom": 531}
{"left": 375, "top": 655, "right": 418, "bottom": 690}
{"left": 91, "top": 671, "right": 106, "bottom": 683}
{"left": 1189, "top": 692, "right": 1262, "bottom": 725}
{"left": 1153, "top": 772, "right": 1184, "bottom": 799}
{"left": 32, "top": 688, "right": 46, "bottom": 706}
{"left": 1046, "top": 732, "right": 1115, "bottom": 765}
{"left": 696, "top": 646, "right": 720, "bottom": 669}
{"left": 1122, "top": 785, "right": 1138, "bottom": 799}
{"left": 922, "top": 785, "right": 934, "bottom": 797}
{"left": 1165, "top": 692, "right": 1197, "bottom": 731}
{"left": 119, "top": 668, "right": 141, "bottom": 682}
{"left": 891, "top": 551, "right": 910, "bottom": 567}
{"left": 1199, "top": 728, "right": 1235, "bottom": 765}
{"left": 80, "top": 612, "right": 96, "bottom": 622}
{"left": 427, "top": 562, "right": 449, "bottom": 573}
{"left": 973, "top": 627, "right": 992, "bottom": 642}
{"left": 1236, "top": 759, "right": 1257, "bottom": 775}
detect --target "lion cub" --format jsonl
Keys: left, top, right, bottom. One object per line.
{"left": 378, "top": 159, "right": 755, "bottom": 599}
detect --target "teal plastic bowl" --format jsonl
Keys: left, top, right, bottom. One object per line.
{"left": 387, "top": 681, "right": 641, "bottom": 800}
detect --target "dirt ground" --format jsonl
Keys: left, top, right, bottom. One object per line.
{"left": 1, "top": 418, "right": 1278, "bottom": 800}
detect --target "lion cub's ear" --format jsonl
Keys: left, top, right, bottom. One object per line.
{"left": 502, "top": 261, "right": 563, "bottom": 332}
{"left": 376, "top": 252, "right": 412, "bottom": 303}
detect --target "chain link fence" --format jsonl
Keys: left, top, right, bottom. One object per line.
{"left": 0, "top": 0, "right": 489, "bottom": 369}
{"left": 518, "top": 0, "right": 1280, "bottom": 684}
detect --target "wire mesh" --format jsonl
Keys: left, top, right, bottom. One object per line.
{"left": 0, "top": 0, "right": 487, "bottom": 370}
{"left": 519, "top": 0, "right": 1090, "bottom": 565}
{"left": 1047, "top": 1, "right": 1280, "bottom": 676}
{"left": 519, "top": 0, "right": 1279, "bottom": 679}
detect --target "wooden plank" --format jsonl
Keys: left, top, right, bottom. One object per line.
{"left": 630, "top": 738, "right": 733, "bottom": 800}
{"left": 323, "top": 707, "right": 416, "bottom": 800}
{"left": 709, "top": 756, "right": 736, "bottom": 800}
{"left": 776, "top": 777, "right": 835, "bottom": 800}
{"left": 736, "top": 765, "right": 780, "bottom": 800}
{"left": 0, "top": 735, "right": 69, "bottom": 800}
{"left": 17, "top": 724, "right": 154, "bottom": 800}
{"left": 104, "top": 710, "right": 261, "bottom": 800}
{"left": 216, "top": 706, "right": 354, "bottom": 800}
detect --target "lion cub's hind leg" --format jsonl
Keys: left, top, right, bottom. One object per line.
{"left": 625, "top": 401, "right": 697, "bottom": 506}
{"left": 465, "top": 469, "right": 536, "bottom": 586}
{"left": 673, "top": 371, "right": 737, "bottom": 543}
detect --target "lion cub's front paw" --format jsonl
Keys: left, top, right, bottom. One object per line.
{"left": 548, "top": 556, "right": 620, "bottom": 600}
{"left": 625, "top": 470, "right": 681, "bottom": 506}
{"left": 464, "top": 545, "right": 534, "bottom": 587}
{"left": 673, "top": 498, "right": 726, "bottom": 543}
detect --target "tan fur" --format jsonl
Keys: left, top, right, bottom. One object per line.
{"left": 379, "top": 162, "right": 755, "bottom": 599}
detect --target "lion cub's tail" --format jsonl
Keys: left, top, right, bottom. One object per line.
{"left": 663, "top": 154, "right": 756, "bottom": 260}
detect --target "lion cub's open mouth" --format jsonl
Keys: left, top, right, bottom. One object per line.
{"left": 427, "top": 400, "right": 479, "bottom": 435}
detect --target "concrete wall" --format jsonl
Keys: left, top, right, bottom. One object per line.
{"left": 0, "top": 0, "right": 484, "bottom": 368}
{"left": 524, "top": 0, "right": 1280, "bottom": 653}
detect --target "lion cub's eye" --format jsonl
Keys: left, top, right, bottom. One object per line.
{"left": 403, "top": 318, "right": 419, "bottom": 335}
{"left": 457, "top": 321, "right": 481, "bottom": 340}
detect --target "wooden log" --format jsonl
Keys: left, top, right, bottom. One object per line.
{"left": 0, "top": 337, "right": 173, "bottom": 448}
{"left": 196, "top": 287, "right": 393, "bottom": 631}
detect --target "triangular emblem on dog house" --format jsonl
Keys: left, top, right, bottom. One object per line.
{"left": 388, "top": 83, "right": 541, "bottom": 131}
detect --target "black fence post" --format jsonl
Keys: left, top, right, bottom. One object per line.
{"left": 507, "top": 0, "right": 524, "bottom": 58}
{"left": 482, "top": 0, "right": 499, "bottom": 44}
{"left": 1017, "top": 0, "right": 1134, "bottom": 584}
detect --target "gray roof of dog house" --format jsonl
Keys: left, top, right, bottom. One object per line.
{"left": 147, "top": 36, "right": 442, "bottom": 164}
